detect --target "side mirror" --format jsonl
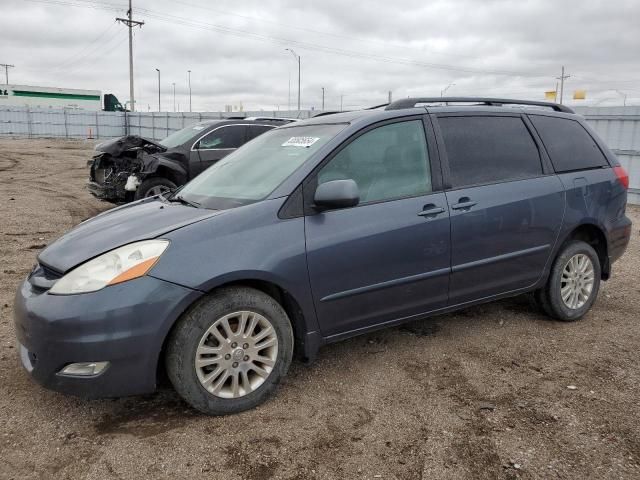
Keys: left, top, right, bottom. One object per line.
{"left": 314, "top": 179, "right": 360, "bottom": 210}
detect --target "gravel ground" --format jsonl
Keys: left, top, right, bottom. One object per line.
{"left": 0, "top": 138, "right": 639, "bottom": 480}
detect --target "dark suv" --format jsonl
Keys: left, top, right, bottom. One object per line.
{"left": 88, "top": 117, "right": 293, "bottom": 202}
{"left": 15, "top": 98, "right": 631, "bottom": 415}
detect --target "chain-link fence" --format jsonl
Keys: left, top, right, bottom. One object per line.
{"left": 0, "top": 106, "right": 317, "bottom": 141}
{"left": 1, "top": 104, "right": 638, "bottom": 204}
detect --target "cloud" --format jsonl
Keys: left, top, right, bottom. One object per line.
{"left": 2, "top": 0, "right": 639, "bottom": 111}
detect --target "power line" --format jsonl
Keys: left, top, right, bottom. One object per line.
{"left": 24, "top": 0, "right": 640, "bottom": 86}
{"left": 51, "top": 21, "right": 119, "bottom": 72}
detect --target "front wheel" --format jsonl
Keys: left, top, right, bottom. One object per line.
{"left": 165, "top": 287, "right": 294, "bottom": 415}
{"left": 134, "top": 177, "right": 176, "bottom": 200}
{"left": 535, "top": 240, "right": 601, "bottom": 321}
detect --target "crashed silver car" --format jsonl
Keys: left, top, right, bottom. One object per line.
{"left": 87, "top": 118, "right": 293, "bottom": 202}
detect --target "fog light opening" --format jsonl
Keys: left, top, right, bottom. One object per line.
{"left": 59, "top": 361, "right": 109, "bottom": 377}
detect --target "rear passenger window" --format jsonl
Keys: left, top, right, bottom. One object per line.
{"left": 438, "top": 116, "right": 542, "bottom": 188}
{"left": 529, "top": 115, "right": 608, "bottom": 172}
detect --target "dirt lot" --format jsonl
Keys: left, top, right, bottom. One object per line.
{"left": 0, "top": 138, "right": 639, "bottom": 480}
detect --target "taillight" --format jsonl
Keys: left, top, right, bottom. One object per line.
{"left": 614, "top": 166, "right": 629, "bottom": 189}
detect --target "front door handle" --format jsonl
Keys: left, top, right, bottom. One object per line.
{"left": 451, "top": 197, "right": 477, "bottom": 211}
{"left": 418, "top": 205, "right": 445, "bottom": 217}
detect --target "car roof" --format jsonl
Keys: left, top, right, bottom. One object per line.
{"left": 290, "top": 97, "right": 578, "bottom": 129}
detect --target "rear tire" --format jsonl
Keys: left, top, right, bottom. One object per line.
{"left": 535, "top": 240, "right": 601, "bottom": 322}
{"left": 165, "top": 287, "right": 294, "bottom": 415}
{"left": 134, "top": 177, "right": 176, "bottom": 200}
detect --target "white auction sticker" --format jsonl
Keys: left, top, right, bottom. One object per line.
{"left": 282, "top": 136, "right": 320, "bottom": 147}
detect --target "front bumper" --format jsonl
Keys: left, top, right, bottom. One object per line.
{"left": 87, "top": 180, "right": 122, "bottom": 202}
{"left": 14, "top": 275, "right": 202, "bottom": 398}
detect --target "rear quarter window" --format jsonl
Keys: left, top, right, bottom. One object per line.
{"left": 528, "top": 115, "right": 608, "bottom": 172}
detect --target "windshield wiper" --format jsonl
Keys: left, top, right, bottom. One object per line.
{"left": 168, "top": 194, "right": 201, "bottom": 208}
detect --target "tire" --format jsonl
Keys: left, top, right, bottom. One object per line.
{"left": 165, "top": 287, "right": 294, "bottom": 415}
{"left": 534, "top": 240, "right": 601, "bottom": 322}
{"left": 134, "top": 177, "right": 176, "bottom": 200}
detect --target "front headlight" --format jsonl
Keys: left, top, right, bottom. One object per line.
{"left": 49, "top": 240, "right": 169, "bottom": 295}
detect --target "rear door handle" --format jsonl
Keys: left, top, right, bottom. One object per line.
{"left": 418, "top": 205, "right": 446, "bottom": 217}
{"left": 451, "top": 197, "right": 477, "bottom": 211}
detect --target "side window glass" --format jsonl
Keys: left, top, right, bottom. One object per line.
{"left": 438, "top": 116, "right": 542, "bottom": 188}
{"left": 197, "top": 125, "right": 246, "bottom": 149}
{"left": 247, "top": 125, "right": 274, "bottom": 141}
{"left": 528, "top": 115, "right": 608, "bottom": 172}
{"left": 317, "top": 120, "right": 432, "bottom": 204}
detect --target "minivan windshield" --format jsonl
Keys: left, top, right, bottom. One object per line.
{"left": 177, "top": 124, "right": 345, "bottom": 209}
{"left": 160, "top": 122, "right": 211, "bottom": 148}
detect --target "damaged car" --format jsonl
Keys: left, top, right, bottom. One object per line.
{"left": 87, "top": 117, "right": 294, "bottom": 202}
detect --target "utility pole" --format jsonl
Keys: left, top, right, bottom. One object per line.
{"left": 285, "top": 49, "right": 301, "bottom": 110}
{"left": 155, "top": 68, "right": 160, "bottom": 111}
{"left": 172, "top": 82, "right": 176, "bottom": 112}
{"left": 321, "top": 87, "right": 325, "bottom": 110}
{"left": 188, "top": 70, "right": 192, "bottom": 112}
{"left": 388, "top": 90, "right": 393, "bottom": 103}
{"left": 440, "top": 83, "right": 455, "bottom": 98}
{"left": 0, "top": 64, "right": 14, "bottom": 84}
{"left": 116, "top": 0, "right": 144, "bottom": 112}
{"left": 556, "top": 66, "right": 570, "bottom": 105}
{"left": 340, "top": 94, "right": 344, "bottom": 112}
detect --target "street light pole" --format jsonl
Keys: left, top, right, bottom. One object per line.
{"left": 285, "top": 48, "right": 301, "bottom": 110}
{"left": 155, "top": 68, "right": 160, "bottom": 111}
{"left": 321, "top": 87, "right": 325, "bottom": 110}
{"left": 188, "top": 70, "right": 192, "bottom": 112}
{"left": 172, "top": 82, "right": 176, "bottom": 112}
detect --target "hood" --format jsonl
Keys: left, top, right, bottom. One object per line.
{"left": 94, "top": 135, "right": 167, "bottom": 157}
{"left": 38, "top": 199, "right": 223, "bottom": 273}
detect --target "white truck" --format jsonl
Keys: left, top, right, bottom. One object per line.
{"left": 0, "top": 84, "right": 124, "bottom": 111}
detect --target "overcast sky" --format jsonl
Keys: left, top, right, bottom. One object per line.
{"left": 2, "top": 0, "right": 639, "bottom": 111}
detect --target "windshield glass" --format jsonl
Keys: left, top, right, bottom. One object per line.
{"left": 178, "top": 124, "right": 345, "bottom": 209}
{"left": 160, "top": 122, "right": 211, "bottom": 148}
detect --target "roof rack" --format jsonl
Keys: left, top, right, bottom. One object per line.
{"left": 385, "top": 97, "right": 574, "bottom": 114}
{"left": 244, "top": 116, "right": 297, "bottom": 122}
{"left": 312, "top": 111, "right": 343, "bottom": 117}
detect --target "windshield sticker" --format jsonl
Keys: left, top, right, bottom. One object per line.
{"left": 282, "top": 136, "right": 320, "bottom": 147}
{"left": 192, "top": 125, "right": 206, "bottom": 130}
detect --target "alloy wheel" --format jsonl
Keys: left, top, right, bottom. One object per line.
{"left": 194, "top": 311, "right": 278, "bottom": 399}
{"left": 560, "top": 253, "right": 595, "bottom": 310}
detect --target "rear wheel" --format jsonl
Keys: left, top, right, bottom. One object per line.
{"left": 535, "top": 240, "right": 601, "bottom": 321}
{"left": 165, "top": 287, "right": 294, "bottom": 415}
{"left": 134, "top": 177, "right": 176, "bottom": 200}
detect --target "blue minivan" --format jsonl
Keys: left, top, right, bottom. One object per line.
{"left": 14, "top": 98, "right": 632, "bottom": 415}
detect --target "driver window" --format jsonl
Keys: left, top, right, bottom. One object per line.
{"left": 317, "top": 120, "right": 432, "bottom": 204}
{"left": 197, "top": 125, "right": 246, "bottom": 149}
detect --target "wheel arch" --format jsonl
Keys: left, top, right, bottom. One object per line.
{"left": 559, "top": 223, "right": 610, "bottom": 279}
{"left": 156, "top": 276, "right": 319, "bottom": 384}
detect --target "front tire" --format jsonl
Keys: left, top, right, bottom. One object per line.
{"left": 535, "top": 240, "right": 601, "bottom": 322}
{"left": 165, "top": 287, "right": 294, "bottom": 415}
{"left": 134, "top": 177, "right": 176, "bottom": 200}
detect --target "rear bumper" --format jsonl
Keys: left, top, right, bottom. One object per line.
{"left": 607, "top": 215, "right": 632, "bottom": 265}
{"left": 14, "top": 275, "right": 202, "bottom": 398}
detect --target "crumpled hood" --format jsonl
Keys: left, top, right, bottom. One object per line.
{"left": 94, "top": 135, "right": 167, "bottom": 157}
{"left": 38, "top": 199, "right": 223, "bottom": 273}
